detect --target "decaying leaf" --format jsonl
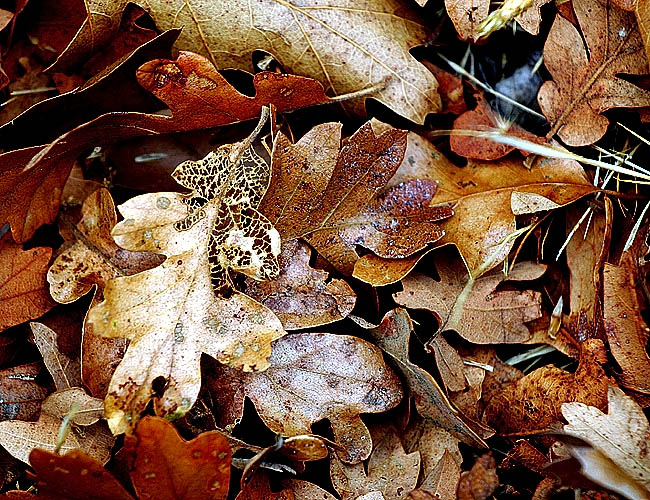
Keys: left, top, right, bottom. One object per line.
{"left": 262, "top": 122, "right": 451, "bottom": 274}
{"left": 603, "top": 252, "right": 650, "bottom": 394}
{"left": 330, "top": 424, "right": 420, "bottom": 500}
{"left": 368, "top": 308, "right": 491, "bottom": 448}
{"left": 394, "top": 249, "right": 545, "bottom": 344}
{"left": 56, "top": 0, "right": 440, "bottom": 122}
{"left": 0, "top": 234, "right": 54, "bottom": 332}
{"left": 457, "top": 453, "right": 499, "bottom": 500}
{"left": 0, "top": 362, "right": 49, "bottom": 421}
{"left": 562, "top": 386, "right": 650, "bottom": 498}
{"left": 0, "top": 388, "right": 113, "bottom": 464}
{"left": 483, "top": 339, "right": 612, "bottom": 434}
{"left": 87, "top": 126, "right": 286, "bottom": 434}
{"left": 246, "top": 239, "right": 356, "bottom": 329}
{"left": 539, "top": 0, "right": 650, "bottom": 146}
{"left": 207, "top": 332, "right": 403, "bottom": 464}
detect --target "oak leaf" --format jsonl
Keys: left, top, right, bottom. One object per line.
{"left": 562, "top": 386, "right": 650, "bottom": 498}
{"left": 394, "top": 249, "right": 545, "bottom": 344}
{"left": 30, "top": 322, "right": 81, "bottom": 391}
{"left": 368, "top": 309, "right": 491, "bottom": 448}
{"left": 246, "top": 239, "right": 356, "bottom": 329}
{"left": 0, "top": 234, "right": 53, "bottom": 332}
{"left": 538, "top": 0, "right": 650, "bottom": 146}
{"left": 55, "top": 0, "right": 440, "bottom": 123}
{"left": 330, "top": 425, "right": 421, "bottom": 500}
{"left": 261, "top": 122, "right": 452, "bottom": 274}
{"left": 207, "top": 332, "right": 403, "bottom": 464}
{"left": 87, "top": 130, "right": 286, "bottom": 434}
{"left": 8, "top": 417, "right": 231, "bottom": 500}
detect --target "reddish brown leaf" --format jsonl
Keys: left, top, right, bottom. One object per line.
{"left": 457, "top": 453, "right": 499, "bottom": 500}
{"left": 0, "top": 234, "right": 53, "bottom": 332}
{"left": 0, "top": 362, "right": 48, "bottom": 421}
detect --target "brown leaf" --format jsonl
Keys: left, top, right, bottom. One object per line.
{"left": 538, "top": 0, "right": 650, "bottom": 146}
{"left": 445, "top": 0, "right": 489, "bottom": 41}
{"left": 330, "top": 424, "right": 420, "bottom": 500}
{"left": 54, "top": 0, "right": 440, "bottom": 123}
{"left": 483, "top": 339, "right": 612, "bottom": 434}
{"left": 637, "top": 0, "right": 650, "bottom": 66}
{"left": 368, "top": 309, "right": 491, "bottom": 448}
{"left": 562, "top": 386, "right": 650, "bottom": 498}
{"left": 0, "top": 234, "right": 54, "bottom": 331}
{"left": 457, "top": 453, "right": 499, "bottom": 500}
{"left": 394, "top": 249, "right": 545, "bottom": 344}
{"left": 30, "top": 322, "right": 81, "bottom": 390}
{"left": 0, "top": 362, "right": 48, "bottom": 421}
{"left": 283, "top": 479, "right": 338, "bottom": 500}
{"left": 246, "top": 239, "right": 356, "bottom": 329}
{"left": 207, "top": 332, "right": 403, "bottom": 464}
{"left": 262, "top": 122, "right": 451, "bottom": 274}
{"left": 0, "top": 388, "right": 114, "bottom": 464}
{"left": 236, "top": 473, "right": 293, "bottom": 500}
{"left": 603, "top": 252, "right": 650, "bottom": 396}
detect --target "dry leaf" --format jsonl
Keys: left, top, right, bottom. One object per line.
{"left": 0, "top": 388, "right": 113, "bottom": 464}
{"left": 538, "top": 0, "right": 650, "bottom": 146}
{"left": 330, "top": 425, "right": 420, "bottom": 500}
{"left": 0, "top": 234, "right": 53, "bottom": 332}
{"left": 207, "top": 332, "right": 403, "bottom": 464}
{"left": 562, "top": 386, "right": 650, "bottom": 498}
{"left": 87, "top": 129, "right": 286, "bottom": 434}
{"left": 368, "top": 308, "right": 491, "bottom": 448}
{"left": 457, "top": 453, "right": 499, "bottom": 500}
{"left": 0, "top": 362, "right": 48, "bottom": 421}
{"left": 262, "top": 122, "right": 451, "bottom": 274}
{"left": 283, "top": 479, "right": 338, "bottom": 500}
{"left": 55, "top": 0, "right": 440, "bottom": 122}
{"left": 603, "top": 252, "right": 650, "bottom": 394}
{"left": 30, "top": 322, "right": 81, "bottom": 390}
{"left": 483, "top": 339, "right": 611, "bottom": 434}
{"left": 637, "top": 0, "right": 650, "bottom": 66}
{"left": 246, "top": 239, "right": 356, "bottom": 329}
{"left": 394, "top": 249, "right": 545, "bottom": 344}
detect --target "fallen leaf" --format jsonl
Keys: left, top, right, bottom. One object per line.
{"left": 87, "top": 127, "right": 287, "bottom": 434}
{"left": 207, "top": 332, "right": 403, "bottom": 464}
{"left": 353, "top": 251, "right": 430, "bottom": 287}
{"left": 457, "top": 453, "right": 499, "bottom": 500}
{"left": 0, "top": 234, "right": 53, "bottom": 332}
{"left": 445, "top": 0, "right": 489, "bottom": 41}
{"left": 245, "top": 239, "right": 356, "bottom": 329}
{"left": 562, "top": 386, "right": 650, "bottom": 498}
{"left": 262, "top": 122, "right": 451, "bottom": 274}
{"left": 603, "top": 252, "right": 650, "bottom": 396}
{"left": 422, "top": 62, "right": 467, "bottom": 115}
{"left": 236, "top": 473, "right": 293, "bottom": 500}
{"left": 368, "top": 308, "right": 491, "bottom": 448}
{"left": 538, "top": 0, "right": 650, "bottom": 146}
{"left": 394, "top": 249, "right": 545, "bottom": 344}
{"left": 637, "top": 0, "right": 650, "bottom": 66}
{"left": 0, "top": 388, "right": 113, "bottom": 464}
{"left": 55, "top": 0, "right": 440, "bottom": 122}
{"left": 283, "top": 479, "right": 338, "bottom": 500}
{"left": 483, "top": 339, "right": 612, "bottom": 434}
{"left": 330, "top": 424, "right": 420, "bottom": 500}
{"left": 30, "top": 322, "right": 81, "bottom": 390}
{"left": 0, "top": 362, "right": 49, "bottom": 421}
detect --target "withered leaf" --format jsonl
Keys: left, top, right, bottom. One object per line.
{"left": 330, "top": 424, "right": 420, "bottom": 500}
{"left": 368, "top": 309, "right": 491, "bottom": 448}
{"left": 207, "top": 332, "right": 403, "bottom": 464}
{"left": 483, "top": 339, "right": 612, "bottom": 434}
{"left": 0, "top": 388, "right": 113, "bottom": 464}
{"left": 246, "top": 239, "right": 356, "bottom": 329}
{"left": 538, "top": 0, "right": 650, "bottom": 146}
{"left": 0, "top": 362, "right": 48, "bottom": 421}
{"left": 56, "top": 0, "right": 440, "bottom": 123}
{"left": 457, "top": 453, "right": 498, "bottom": 500}
{"left": 603, "top": 252, "right": 650, "bottom": 394}
{"left": 394, "top": 249, "right": 545, "bottom": 344}
{"left": 562, "top": 386, "right": 650, "bottom": 498}
{"left": 262, "top": 122, "right": 451, "bottom": 274}
{"left": 0, "top": 234, "right": 53, "bottom": 332}
{"left": 87, "top": 131, "right": 286, "bottom": 434}
{"left": 30, "top": 322, "right": 81, "bottom": 391}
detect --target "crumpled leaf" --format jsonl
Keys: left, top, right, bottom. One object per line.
{"left": 483, "top": 339, "right": 612, "bottom": 434}
{"left": 394, "top": 249, "right": 545, "bottom": 344}
{"left": 55, "top": 0, "right": 440, "bottom": 123}
{"left": 603, "top": 252, "right": 650, "bottom": 394}
{"left": 0, "top": 388, "right": 113, "bottom": 464}
{"left": 261, "top": 122, "right": 452, "bottom": 274}
{"left": 538, "top": 0, "right": 650, "bottom": 146}
{"left": 368, "top": 308, "right": 491, "bottom": 448}
{"left": 15, "top": 416, "right": 231, "bottom": 500}
{"left": 207, "top": 332, "right": 403, "bottom": 464}
{"left": 0, "top": 234, "right": 54, "bottom": 332}
{"left": 87, "top": 129, "right": 286, "bottom": 434}
{"left": 457, "top": 453, "right": 498, "bottom": 500}
{"left": 330, "top": 424, "right": 420, "bottom": 500}
{"left": 246, "top": 239, "right": 356, "bottom": 329}
{"left": 562, "top": 386, "right": 650, "bottom": 498}
{"left": 48, "top": 188, "right": 163, "bottom": 304}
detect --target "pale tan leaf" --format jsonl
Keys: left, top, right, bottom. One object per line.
{"left": 30, "top": 322, "right": 81, "bottom": 391}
